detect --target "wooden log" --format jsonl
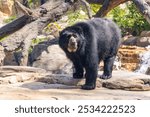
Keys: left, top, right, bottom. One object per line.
{"left": 0, "top": 0, "right": 76, "bottom": 65}
{"left": 0, "top": 15, "right": 31, "bottom": 39}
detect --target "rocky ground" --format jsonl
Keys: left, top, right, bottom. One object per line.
{"left": 0, "top": 2, "right": 150, "bottom": 100}
{"left": 0, "top": 66, "right": 150, "bottom": 100}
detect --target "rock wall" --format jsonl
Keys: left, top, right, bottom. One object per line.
{"left": 0, "top": 45, "right": 5, "bottom": 66}
{"left": 119, "top": 46, "right": 148, "bottom": 71}
{"left": 0, "top": 0, "right": 14, "bottom": 16}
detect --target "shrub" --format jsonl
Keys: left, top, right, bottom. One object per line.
{"left": 107, "top": 2, "right": 150, "bottom": 36}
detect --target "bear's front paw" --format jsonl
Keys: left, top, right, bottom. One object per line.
{"left": 99, "top": 74, "right": 112, "bottom": 80}
{"left": 73, "top": 72, "right": 83, "bottom": 79}
{"left": 81, "top": 84, "right": 95, "bottom": 90}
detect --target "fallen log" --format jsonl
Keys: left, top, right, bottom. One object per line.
{"left": 0, "top": 0, "right": 77, "bottom": 65}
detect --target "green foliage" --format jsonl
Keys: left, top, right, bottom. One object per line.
{"left": 107, "top": 2, "right": 150, "bottom": 35}
{"left": 0, "top": 36, "right": 8, "bottom": 42}
{"left": 44, "top": 22, "right": 61, "bottom": 33}
{"left": 32, "top": 37, "right": 47, "bottom": 45}
{"left": 28, "top": 0, "right": 40, "bottom": 8}
{"left": 67, "top": 10, "right": 88, "bottom": 25}
{"left": 90, "top": 4, "right": 101, "bottom": 14}
{"left": 3, "top": 16, "right": 16, "bottom": 23}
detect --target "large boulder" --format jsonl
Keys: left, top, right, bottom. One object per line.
{"left": 30, "top": 40, "right": 72, "bottom": 74}
{"left": 136, "top": 37, "right": 150, "bottom": 47}
{"left": 0, "top": 45, "right": 5, "bottom": 66}
{"left": 122, "top": 36, "right": 138, "bottom": 46}
{"left": 136, "top": 31, "right": 150, "bottom": 47}
{"left": 140, "top": 31, "right": 150, "bottom": 37}
{"left": 119, "top": 46, "right": 148, "bottom": 71}
{"left": 0, "top": 0, "right": 14, "bottom": 15}
{"left": 122, "top": 31, "right": 150, "bottom": 47}
{"left": 146, "top": 67, "right": 150, "bottom": 75}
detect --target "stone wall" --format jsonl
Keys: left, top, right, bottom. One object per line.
{"left": 0, "top": 0, "right": 14, "bottom": 16}
{"left": 119, "top": 46, "right": 148, "bottom": 71}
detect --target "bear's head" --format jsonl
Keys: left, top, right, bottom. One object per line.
{"left": 59, "top": 26, "right": 83, "bottom": 53}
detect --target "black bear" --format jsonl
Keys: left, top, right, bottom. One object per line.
{"left": 59, "top": 18, "right": 122, "bottom": 90}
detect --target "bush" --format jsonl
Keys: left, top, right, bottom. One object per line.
{"left": 3, "top": 16, "right": 16, "bottom": 23}
{"left": 107, "top": 2, "right": 150, "bottom": 36}
{"left": 67, "top": 10, "right": 88, "bottom": 25}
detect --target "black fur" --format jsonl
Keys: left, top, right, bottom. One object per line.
{"left": 59, "top": 18, "right": 122, "bottom": 90}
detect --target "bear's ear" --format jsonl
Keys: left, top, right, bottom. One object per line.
{"left": 72, "top": 33, "right": 78, "bottom": 38}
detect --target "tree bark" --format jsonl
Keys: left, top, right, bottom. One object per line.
{"left": 94, "top": 0, "right": 130, "bottom": 17}
{"left": 133, "top": 0, "right": 150, "bottom": 24}
{"left": 0, "top": 0, "right": 77, "bottom": 66}
{"left": 0, "top": 15, "right": 31, "bottom": 39}
{"left": 86, "top": 0, "right": 150, "bottom": 24}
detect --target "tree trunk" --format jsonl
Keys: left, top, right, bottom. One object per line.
{"left": 86, "top": 0, "right": 150, "bottom": 24}
{"left": 0, "top": 0, "right": 76, "bottom": 65}
{"left": 94, "top": 0, "right": 130, "bottom": 17}
{"left": 133, "top": 0, "right": 150, "bottom": 24}
{"left": 0, "top": 15, "right": 31, "bottom": 39}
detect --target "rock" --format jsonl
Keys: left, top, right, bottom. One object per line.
{"left": 0, "top": 45, "right": 5, "bottom": 66}
{"left": 146, "top": 67, "right": 150, "bottom": 75}
{"left": 8, "top": 76, "right": 18, "bottom": 84}
{"left": 118, "top": 46, "right": 148, "bottom": 71}
{"left": 122, "top": 36, "right": 138, "bottom": 46}
{"left": 30, "top": 42, "right": 72, "bottom": 74}
{"left": 3, "top": 51, "right": 18, "bottom": 65}
{"left": 136, "top": 51, "right": 150, "bottom": 74}
{"left": 102, "top": 78, "right": 150, "bottom": 91}
{"left": 0, "top": 0, "right": 14, "bottom": 15}
{"left": 136, "top": 37, "right": 150, "bottom": 47}
{"left": 0, "top": 66, "right": 46, "bottom": 84}
{"left": 0, "top": 70, "right": 150, "bottom": 99}
{"left": 123, "top": 33, "right": 150, "bottom": 47}
{"left": 43, "top": 23, "right": 60, "bottom": 38}
{"left": 140, "top": 31, "right": 150, "bottom": 37}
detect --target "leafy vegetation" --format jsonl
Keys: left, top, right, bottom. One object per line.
{"left": 3, "top": 16, "right": 16, "bottom": 23}
{"left": 107, "top": 2, "right": 150, "bottom": 36}
{"left": 67, "top": 10, "right": 88, "bottom": 25}
{"left": 67, "top": 2, "right": 150, "bottom": 36}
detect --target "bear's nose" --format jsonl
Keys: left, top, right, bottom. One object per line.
{"left": 69, "top": 37, "right": 76, "bottom": 46}
{"left": 70, "top": 41, "right": 76, "bottom": 46}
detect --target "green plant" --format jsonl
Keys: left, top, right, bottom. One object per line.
{"left": 107, "top": 2, "right": 150, "bottom": 36}
{"left": 90, "top": 4, "right": 101, "bottom": 14}
{"left": 67, "top": 9, "right": 88, "bottom": 25}
{"left": 32, "top": 37, "right": 48, "bottom": 45}
{"left": 3, "top": 16, "right": 16, "bottom": 23}
{"left": 28, "top": 0, "right": 40, "bottom": 8}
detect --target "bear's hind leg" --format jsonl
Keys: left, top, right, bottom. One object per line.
{"left": 100, "top": 56, "right": 116, "bottom": 80}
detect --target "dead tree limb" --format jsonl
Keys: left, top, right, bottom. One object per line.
{"left": 133, "top": 0, "right": 150, "bottom": 24}
{"left": 0, "top": 0, "right": 77, "bottom": 66}
{"left": 86, "top": 0, "right": 150, "bottom": 24}
{"left": 86, "top": 0, "right": 130, "bottom": 17}
{"left": 79, "top": 0, "right": 93, "bottom": 19}
{"left": 15, "top": 0, "right": 33, "bottom": 15}
{"left": 0, "top": 15, "right": 31, "bottom": 39}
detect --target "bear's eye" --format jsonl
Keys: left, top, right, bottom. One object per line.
{"left": 67, "top": 35, "right": 72, "bottom": 39}
{"left": 72, "top": 34, "right": 78, "bottom": 38}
